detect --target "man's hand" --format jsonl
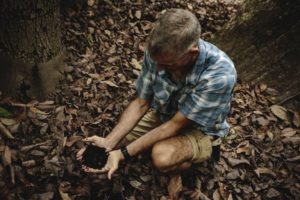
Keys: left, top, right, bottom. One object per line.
{"left": 81, "top": 149, "right": 125, "bottom": 179}
{"left": 76, "top": 136, "right": 113, "bottom": 160}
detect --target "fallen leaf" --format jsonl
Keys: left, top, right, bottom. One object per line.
{"left": 30, "top": 107, "right": 48, "bottom": 115}
{"left": 292, "top": 111, "right": 300, "bottom": 127}
{"left": 227, "top": 157, "right": 250, "bottom": 167}
{"left": 286, "top": 155, "right": 300, "bottom": 162}
{"left": 270, "top": 105, "right": 288, "bottom": 121}
{"left": 236, "top": 140, "right": 251, "bottom": 154}
{"left": 129, "top": 180, "right": 143, "bottom": 190}
{"left": 282, "top": 137, "right": 300, "bottom": 145}
{"left": 65, "top": 136, "right": 83, "bottom": 147}
{"left": 226, "top": 170, "right": 240, "bottom": 180}
{"left": 131, "top": 58, "right": 142, "bottom": 70}
{"left": 2, "top": 145, "right": 12, "bottom": 166}
{"left": 281, "top": 128, "right": 296, "bottom": 137}
{"left": 0, "top": 122, "right": 14, "bottom": 139}
{"left": 266, "top": 131, "right": 274, "bottom": 140}
{"left": 227, "top": 193, "right": 233, "bottom": 200}
{"left": 213, "top": 189, "right": 221, "bottom": 200}
{"left": 0, "top": 107, "right": 12, "bottom": 117}
{"left": 39, "top": 100, "right": 55, "bottom": 105}
{"left": 0, "top": 118, "right": 17, "bottom": 126}
{"left": 135, "top": 10, "right": 141, "bottom": 19}
{"left": 36, "top": 192, "right": 54, "bottom": 200}
{"left": 100, "top": 80, "right": 119, "bottom": 88}
{"left": 266, "top": 188, "right": 281, "bottom": 199}
{"left": 59, "top": 183, "right": 72, "bottom": 200}
{"left": 254, "top": 167, "right": 276, "bottom": 178}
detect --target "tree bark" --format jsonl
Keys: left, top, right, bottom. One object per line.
{"left": 210, "top": 0, "right": 300, "bottom": 108}
{"left": 0, "top": 0, "right": 64, "bottom": 99}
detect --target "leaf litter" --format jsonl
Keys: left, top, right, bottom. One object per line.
{"left": 0, "top": 1, "right": 299, "bottom": 200}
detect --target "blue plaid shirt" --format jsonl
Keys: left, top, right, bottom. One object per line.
{"left": 136, "top": 39, "right": 237, "bottom": 137}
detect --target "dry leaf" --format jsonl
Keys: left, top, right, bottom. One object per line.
{"left": 227, "top": 193, "right": 234, "bottom": 200}
{"left": 129, "top": 180, "right": 143, "bottom": 190}
{"left": 135, "top": 10, "right": 141, "bottom": 19}
{"left": 100, "top": 80, "right": 119, "bottom": 88}
{"left": 0, "top": 118, "right": 17, "bottom": 126}
{"left": 286, "top": 155, "right": 300, "bottom": 162}
{"left": 292, "top": 111, "right": 300, "bottom": 127}
{"left": 266, "top": 131, "right": 274, "bottom": 140}
{"left": 39, "top": 100, "right": 55, "bottom": 105}
{"left": 270, "top": 105, "right": 288, "bottom": 121}
{"left": 30, "top": 107, "right": 48, "bottom": 115}
{"left": 281, "top": 128, "right": 296, "bottom": 137}
{"left": 227, "top": 157, "right": 250, "bottom": 167}
{"left": 59, "top": 185, "right": 72, "bottom": 200}
{"left": 65, "top": 136, "right": 83, "bottom": 147}
{"left": 2, "top": 145, "right": 12, "bottom": 166}
{"left": 255, "top": 167, "right": 276, "bottom": 178}
{"left": 282, "top": 137, "right": 300, "bottom": 145}
{"left": 213, "top": 189, "right": 221, "bottom": 200}
{"left": 226, "top": 170, "right": 240, "bottom": 180}
{"left": 131, "top": 58, "right": 142, "bottom": 70}
{"left": 266, "top": 188, "right": 281, "bottom": 199}
{"left": 87, "top": 0, "right": 95, "bottom": 6}
{"left": 0, "top": 122, "right": 14, "bottom": 139}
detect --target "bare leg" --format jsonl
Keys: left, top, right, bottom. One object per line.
{"left": 151, "top": 135, "right": 194, "bottom": 172}
{"left": 151, "top": 135, "right": 195, "bottom": 199}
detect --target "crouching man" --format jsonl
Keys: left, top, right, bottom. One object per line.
{"left": 77, "top": 8, "right": 236, "bottom": 199}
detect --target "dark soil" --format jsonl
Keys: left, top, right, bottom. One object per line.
{"left": 82, "top": 145, "right": 108, "bottom": 169}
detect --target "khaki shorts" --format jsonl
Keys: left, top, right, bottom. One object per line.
{"left": 126, "top": 110, "right": 213, "bottom": 163}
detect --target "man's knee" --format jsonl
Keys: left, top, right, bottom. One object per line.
{"left": 151, "top": 142, "right": 176, "bottom": 170}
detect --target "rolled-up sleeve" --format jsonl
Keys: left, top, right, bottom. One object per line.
{"left": 135, "top": 52, "right": 154, "bottom": 100}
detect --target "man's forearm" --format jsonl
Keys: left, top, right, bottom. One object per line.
{"left": 126, "top": 111, "right": 191, "bottom": 156}
{"left": 106, "top": 97, "right": 150, "bottom": 149}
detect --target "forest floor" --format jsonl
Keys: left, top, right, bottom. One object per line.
{"left": 0, "top": 1, "right": 299, "bottom": 200}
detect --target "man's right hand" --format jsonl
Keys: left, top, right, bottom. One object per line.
{"left": 76, "top": 136, "right": 113, "bottom": 161}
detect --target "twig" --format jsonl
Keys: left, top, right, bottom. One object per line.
{"left": 20, "top": 141, "right": 50, "bottom": 152}
{"left": 10, "top": 102, "right": 36, "bottom": 108}
{"left": 0, "top": 122, "right": 14, "bottom": 139}
{"left": 278, "top": 92, "right": 300, "bottom": 105}
{"left": 10, "top": 165, "right": 15, "bottom": 184}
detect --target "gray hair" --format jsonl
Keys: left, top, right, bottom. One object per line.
{"left": 147, "top": 9, "right": 201, "bottom": 58}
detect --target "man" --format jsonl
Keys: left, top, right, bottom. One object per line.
{"left": 77, "top": 8, "right": 236, "bottom": 198}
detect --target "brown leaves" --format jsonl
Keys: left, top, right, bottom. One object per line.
{"left": 1, "top": 1, "right": 298, "bottom": 200}
{"left": 254, "top": 167, "right": 276, "bottom": 178}
{"left": 226, "top": 157, "right": 250, "bottom": 167}
{"left": 270, "top": 105, "right": 289, "bottom": 121}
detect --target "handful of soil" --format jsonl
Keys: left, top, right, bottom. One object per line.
{"left": 82, "top": 145, "right": 108, "bottom": 168}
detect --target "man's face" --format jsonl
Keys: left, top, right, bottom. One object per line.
{"left": 152, "top": 46, "right": 199, "bottom": 73}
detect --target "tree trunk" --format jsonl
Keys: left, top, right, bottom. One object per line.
{"left": 210, "top": 0, "right": 300, "bottom": 108}
{"left": 0, "top": 0, "right": 64, "bottom": 100}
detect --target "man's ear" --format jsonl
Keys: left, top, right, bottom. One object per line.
{"left": 189, "top": 45, "right": 199, "bottom": 56}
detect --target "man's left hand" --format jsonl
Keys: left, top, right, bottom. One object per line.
{"left": 82, "top": 149, "right": 124, "bottom": 180}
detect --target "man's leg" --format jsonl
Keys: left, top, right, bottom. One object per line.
{"left": 151, "top": 129, "right": 213, "bottom": 172}
{"left": 151, "top": 135, "right": 194, "bottom": 199}
{"left": 151, "top": 129, "right": 213, "bottom": 199}
{"left": 151, "top": 135, "right": 194, "bottom": 172}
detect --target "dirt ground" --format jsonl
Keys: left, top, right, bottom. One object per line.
{"left": 0, "top": 1, "right": 299, "bottom": 200}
